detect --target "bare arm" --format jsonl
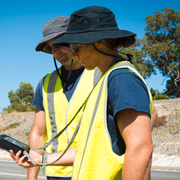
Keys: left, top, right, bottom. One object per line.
{"left": 9, "top": 147, "right": 75, "bottom": 168}
{"left": 27, "top": 107, "right": 47, "bottom": 180}
{"left": 46, "top": 147, "right": 75, "bottom": 166}
{"left": 116, "top": 109, "right": 153, "bottom": 180}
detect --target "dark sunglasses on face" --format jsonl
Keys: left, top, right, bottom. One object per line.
{"left": 43, "top": 43, "right": 70, "bottom": 54}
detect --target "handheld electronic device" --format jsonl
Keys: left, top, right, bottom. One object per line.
{"left": 0, "top": 134, "right": 30, "bottom": 157}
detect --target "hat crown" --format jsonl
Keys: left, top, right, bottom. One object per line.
{"left": 36, "top": 16, "right": 69, "bottom": 52}
{"left": 52, "top": 6, "right": 136, "bottom": 45}
{"left": 67, "top": 6, "right": 119, "bottom": 34}
{"left": 43, "top": 16, "right": 69, "bottom": 37}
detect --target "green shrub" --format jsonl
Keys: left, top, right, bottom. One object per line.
{"left": 14, "top": 104, "right": 27, "bottom": 112}
{"left": 27, "top": 104, "right": 35, "bottom": 111}
{"left": 153, "top": 94, "right": 169, "bottom": 100}
{"left": 3, "top": 107, "right": 16, "bottom": 113}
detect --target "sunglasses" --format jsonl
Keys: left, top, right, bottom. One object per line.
{"left": 43, "top": 43, "right": 70, "bottom": 54}
{"left": 69, "top": 44, "right": 80, "bottom": 53}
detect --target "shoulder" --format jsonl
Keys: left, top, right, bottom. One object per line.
{"left": 107, "top": 68, "right": 151, "bottom": 116}
{"left": 108, "top": 67, "right": 149, "bottom": 96}
{"left": 37, "top": 75, "right": 46, "bottom": 88}
{"left": 41, "top": 69, "right": 58, "bottom": 85}
{"left": 108, "top": 68, "right": 145, "bottom": 87}
{"left": 35, "top": 73, "right": 50, "bottom": 93}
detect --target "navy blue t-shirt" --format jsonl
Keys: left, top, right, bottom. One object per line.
{"left": 107, "top": 67, "right": 150, "bottom": 156}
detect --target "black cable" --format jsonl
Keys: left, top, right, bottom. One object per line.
{"left": 54, "top": 57, "right": 62, "bottom": 80}
{"left": 63, "top": 59, "right": 74, "bottom": 92}
{"left": 93, "top": 44, "right": 118, "bottom": 58}
{"left": 100, "top": 41, "right": 133, "bottom": 62}
{"left": 53, "top": 57, "right": 74, "bottom": 92}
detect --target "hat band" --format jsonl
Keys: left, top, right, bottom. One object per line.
{"left": 66, "top": 27, "right": 119, "bottom": 34}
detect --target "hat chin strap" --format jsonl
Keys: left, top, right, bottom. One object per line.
{"left": 95, "top": 42, "right": 133, "bottom": 63}
{"left": 93, "top": 43, "right": 118, "bottom": 58}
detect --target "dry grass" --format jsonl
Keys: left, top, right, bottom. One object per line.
{"left": 0, "top": 122, "right": 21, "bottom": 132}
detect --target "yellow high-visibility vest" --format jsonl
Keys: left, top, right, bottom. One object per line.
{"left": 43, "top": 67, "right": 101, "bottom": 177}
{"left": 72, "top": 61, "right": 153, "bottom": 180}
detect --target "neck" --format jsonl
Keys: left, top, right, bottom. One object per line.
{"left": 93, "top": 42, "right": 119, "bottom": 75}
{"left": 98, "top": 54, "right": 118, "bottom": 75}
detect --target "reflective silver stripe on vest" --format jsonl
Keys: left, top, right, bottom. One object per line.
{"left": 47, "top": 70, "right": 59, "bottom": 152}
{"left": 119, "top": 61, "right": 137, "bottom": 70}
{"left": 93, "top": 67, "right": 102, "bottom": 87}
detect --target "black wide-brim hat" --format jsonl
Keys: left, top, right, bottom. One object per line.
{"left": 52, "top": 6, "right": 136, "bottom": 45}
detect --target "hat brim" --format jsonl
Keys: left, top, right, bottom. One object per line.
{"left": 52, "top": 30, "right": 136, "bottom": 45}
{"left": 36, "top": 31, "right": 66, "bottom": 52}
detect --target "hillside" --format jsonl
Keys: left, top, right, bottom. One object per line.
{"left": 0, "top": 98, "right": 180, "bottom": 156}
{"left": 152, "top": 98, "right": 180, "bottom": 156}
{"left": 0, "top": 112, "right": 34, "bottom": 144}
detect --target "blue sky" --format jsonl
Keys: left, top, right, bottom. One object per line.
{"left": 0, "top": 0, "right": 179, "bottom": 112}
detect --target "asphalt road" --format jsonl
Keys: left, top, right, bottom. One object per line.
{"left": 151, "top": 167, "right": 180, "bottom": 180}
{"left": 0, "top": 159, "right": 180, "bottom": 180}
{"left": 0, "top": 159, "right": 45, "bottom": 180}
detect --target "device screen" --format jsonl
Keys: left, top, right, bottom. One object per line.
{"left": 4, "top": 137, "right": 28, "bottom": 149}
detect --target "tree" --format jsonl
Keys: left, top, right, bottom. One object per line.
{"left": 119, "top": 38, "right": 156, "bottom": 79}
{"left": 150, "top": 87, "right": 169, "bottom": 100}
{"left": 7, "top": 82, "right": 35, "bottom": 112}
{"left": 143, "top": 8, "right": 180, "bottom": 97}
{"left": 8, "top": 90, "right": 20, "bottom": 109}
{"left": 150, "top": 88, "right": 159, "bottom": 97}
{"left": 16, "top": 82, "right": 34, "bottom": 105}
{"left": 164, "top": 78, "right": 180, "bottom": 97}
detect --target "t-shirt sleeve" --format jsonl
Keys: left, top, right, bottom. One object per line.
{"left": 108, "top": 68, "right": 151, "bottom": 119}
{"left": 32, "top": 77, "right": 45, "bottom": 111}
